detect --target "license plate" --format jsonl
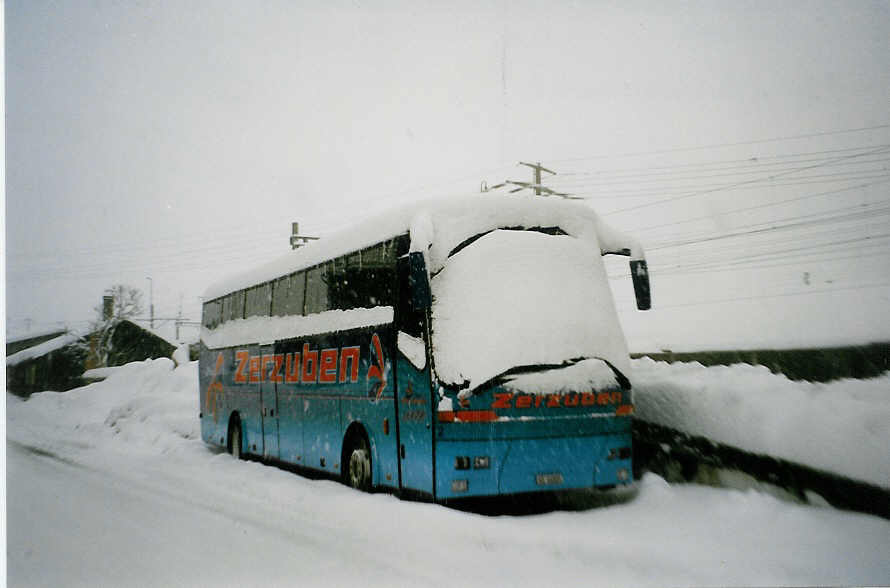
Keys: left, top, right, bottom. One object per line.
{"left": 535, "top": 473, "right": 564, "bottom": 486}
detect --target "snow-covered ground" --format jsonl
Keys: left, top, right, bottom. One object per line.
{"left": 6, "top": 358, "right": 890, "bottom": 587}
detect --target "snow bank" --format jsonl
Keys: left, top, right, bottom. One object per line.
{"left": 431, "top": 229, "right": 629, "bottom": 390}
{"left": 172, "top": 344, "right": 190, "bottom": 366}
{"left": 631, "top": 358, "right": 890, "bottom": 489}
{"left": 81, "top": 366, "right": 125, "bottom": 380}
{"left": 6, "top": 332, "right": 81, "bottom": 366}
{"left": 7, "top": 358, "right": 199, "bottom": 460}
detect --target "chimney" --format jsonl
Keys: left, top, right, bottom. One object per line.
{"left": 102, "top": 295, "right": 114, "bottom": 321}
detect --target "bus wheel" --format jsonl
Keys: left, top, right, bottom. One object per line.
{"left": 228, "top": 417, "right": 243, "bottom": 460}
{"left": 346, "top": 436, "right": 372, "bottom": 492}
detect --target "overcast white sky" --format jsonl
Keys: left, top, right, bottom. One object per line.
{"left": 5, "top": 1, "right": 890, "bottom": 351}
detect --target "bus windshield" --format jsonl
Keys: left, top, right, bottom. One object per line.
{"left": 429, "top": 228, "right": 631, "bottom": 392}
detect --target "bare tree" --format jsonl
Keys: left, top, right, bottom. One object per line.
{"left": 99, "top": 284, "right": 144, "bottom": 321}
{"left": 85, "top": 285, "right": 145, "bottom": 367}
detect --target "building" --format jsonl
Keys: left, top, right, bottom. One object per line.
{"left": 6, "top": 320, "right": 178, "bottom": 397}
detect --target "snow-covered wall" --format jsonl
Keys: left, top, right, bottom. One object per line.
{"left": 631, "top": 358, "right": 890, "bottom": 489}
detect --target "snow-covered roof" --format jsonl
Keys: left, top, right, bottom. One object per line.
{"left": 6, "top": 332, "right": 82, "bottom": 367}
{"left": 6, "top": 328, "right": 68, "bottom": 345}
{"left": 127, "top": 320, "right": 182, "bottom": 348}
{"left": 204, "top": 193, "right": 645, "bottom": 302}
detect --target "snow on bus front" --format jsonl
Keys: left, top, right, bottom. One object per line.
{"left": 430, "top": 227, "right": 633, "bottom": 401}
{"left": 436, "top": 357, "right": 632, "bottom": 428}
{"left": 429, "top": 227, "right": 634, "bottom": 494}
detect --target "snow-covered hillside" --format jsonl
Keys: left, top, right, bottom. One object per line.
{"left": 7, "top": 359, "right": 890, "bottom": 587}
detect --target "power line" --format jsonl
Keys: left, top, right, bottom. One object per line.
{"left": 649, "top": 232, "right": 890, "bottom": 276}
{"left": 571, "top": 171, "right": 890, "bottom": 199}
{"left": 546, "top": 123, "right": 890, "bottom": 164}
{"left": 549, "top": 156, "right": 890, "bottom": 189}
{"left": 554, "top": 143, "right": 890, "bottom": 179}
{"left": 550, "top": 150, "right": 890, "bottom": 186}
{"left": 601, "top": 145, "right": 890, "bottom": 216}
{"left": 647, "top": 201, "right": 890, "bottom": 251}
{"left": 628, "top": 178, "right": 890, "bottom": 234}
{"left": 616, "top": 281, "right": 890, "bottom": 311}
{"left": 610, "top": 247, "right": 890, "bottom": 281}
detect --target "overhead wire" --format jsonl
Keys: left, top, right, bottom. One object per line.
{"left": 570, "top": 171, "right": 890, "bottom": 199}
{"left": 553, "top": 143, "right": 890, "bottom": 178}
{"left": 548, "top": 153, "right": 890, "bottom": 188}
{"left": 646, "top": 200, "right": 890, "bottom": 251}
{"left": 614, "top": 281, "right": 890, "bottom": 312}
{"left": 588, "top": 145, "right": 890, "bottom": 215}
{"left": 545, "top": 123, "right": 890, "bottom": 164}
{"left": 627, "top": 177, "right": 890, "bottom": 234}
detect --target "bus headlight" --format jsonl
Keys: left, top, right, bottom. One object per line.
{"left": 455, "top": 456, "right": 470, "bottom": 470}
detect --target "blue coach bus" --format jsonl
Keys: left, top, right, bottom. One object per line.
{"left": 199, "top": 195, "right": 651, "bottom": 500}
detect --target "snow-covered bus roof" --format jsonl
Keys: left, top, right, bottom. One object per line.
{"left": 204, "top": 194, "right": 644, "bottom": 302}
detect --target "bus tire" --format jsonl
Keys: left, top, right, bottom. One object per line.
{"left": 228, "top": 415, "right": 243, "bottom": 460}
{"left": 345, "top": 434, "right": 372, "bottom": 492}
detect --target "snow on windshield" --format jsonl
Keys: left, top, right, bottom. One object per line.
{"left": 431, "top": 229, "right": 630, "bottom": 391}
{"left": 502, "top": 358, "right": 622, "bottom": 394}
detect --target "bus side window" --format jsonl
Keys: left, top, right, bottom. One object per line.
{"left": 273, "top": 272, "right": 306, "bottom": 317}
{"left": 305, "top": 265, "right": 329, "bottom": 315}
{"left": 396, "top": 256, "right": 424, "bottom": 338}
{"left": 220, "top": 294, "right": 232, "bottom": 324}
{"left": 202, "top": 299, "right": 221, "bottom": 329}
{"left": 245, "top": 284, "right": 271, "bottom": 318}
{"left": 230, "top": 290, "right": 246, "bottom": 321}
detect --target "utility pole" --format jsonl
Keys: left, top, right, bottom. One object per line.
{"left": 176, "top": 293, "right": 183, "bottom": 341}
{"left": 146, "top": 277, "right": 154, "bottom": 329}
{"left": 290, "top": 222, "right": 320, "bottom": 250}
{"left": 482, "top": 161, "right": 578, "bottom": 199}
{"left": 518, "top": 161, "right": 556, "bottom": 196}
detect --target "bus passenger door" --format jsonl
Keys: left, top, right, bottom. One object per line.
{"left": 395, "top": 253, "right": 434, "bottom": 496}
{"left": 259, "top": 344, "right": 280, "bottom": 460}
{"left": 395, "top": 340, "right": 434, "bottom": 495}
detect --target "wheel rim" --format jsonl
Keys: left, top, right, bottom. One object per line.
{"left": 348, "top": 443, "right": 370, "bottom": 490}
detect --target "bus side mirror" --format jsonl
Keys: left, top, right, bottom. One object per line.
{"left": 408, "top": 251, "right": 431, "bottom": 310}
{"left": 629, "top": 260, "right": 651, "bottom": 310}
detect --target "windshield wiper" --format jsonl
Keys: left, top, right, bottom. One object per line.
{"left": 462, "top": 356, "right": 630, "bottom": 397}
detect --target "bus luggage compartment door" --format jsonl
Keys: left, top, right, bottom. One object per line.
{"left": 395, "top": 354, "right": 434, "bottom": 496}
{"left": 259, "top": 344, "right": 280, "bottom": 460}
